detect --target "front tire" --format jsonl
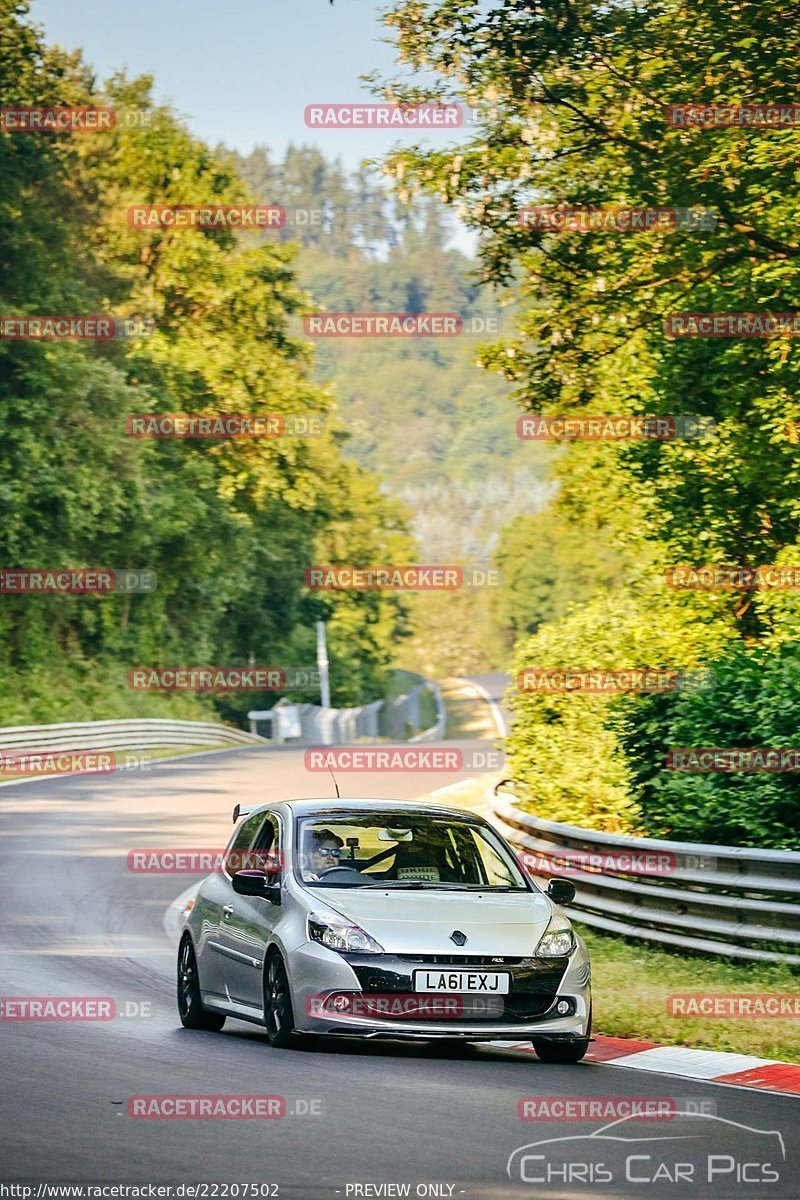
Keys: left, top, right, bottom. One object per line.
{"left": 427, "top": 1039, "right": 477, "bottom": 1057}
{"left": 533, "top": 1003, "right": 591, "bottom": 1063}
{"left": 532, "top": 1037, "right": 589, "bottom": 1063}
{"left": 263, "top": 951, "right": 300, "bottom": 1049}
{"left": 177, "top": 935, "right": 226, "bottom": 1031}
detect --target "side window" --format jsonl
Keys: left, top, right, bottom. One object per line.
{"left": 252, "top": 812, "right": 282, "bottom": 876}
{"left": 229, "top": 812, "right": 265, "bottom": 853}
{"left": 224, "top": 811, "right": 268, "bottom": 875}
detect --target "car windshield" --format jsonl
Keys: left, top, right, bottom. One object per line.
{"left": 295, "top": 812, "right": 529, "bottom": 890}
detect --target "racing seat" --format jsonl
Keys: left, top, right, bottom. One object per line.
{"left": 390, "top": 839, "right": 457, "bottom": 882}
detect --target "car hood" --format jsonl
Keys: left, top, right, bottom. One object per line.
{"left": 320, "top": 888, "right": 554, "bottom": 955}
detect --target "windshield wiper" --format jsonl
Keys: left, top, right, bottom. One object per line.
{"left": 360, "top": 881, "right": 508, "bottom": 891}
{"left": 428, "top": 883, "right": 525, "bottom": 891}
{"left": 360, "top": 880, "right": 428, "bottom": 889}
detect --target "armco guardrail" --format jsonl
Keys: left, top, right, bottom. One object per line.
{"left": 490, "top": 779, "right": 800, "bottom": 964}
{"left": 259, "top": 677, "right": 445, "bottom": 746}
{"left": 0, "top": 718, "right": 264, "bottom": 756}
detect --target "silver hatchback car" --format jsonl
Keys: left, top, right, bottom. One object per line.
{"left": 177, "top": 798, "right": 592, "bottom": 1062}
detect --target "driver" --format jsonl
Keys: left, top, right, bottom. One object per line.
{"left": 302, "top": 829, "right": 345, "bottom": 880}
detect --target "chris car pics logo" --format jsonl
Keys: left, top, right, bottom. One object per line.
{"left": 507, "top": 1112, "right": 785, "bottom": 1187}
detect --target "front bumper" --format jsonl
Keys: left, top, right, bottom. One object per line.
{"left": 291, "top": 942, "right": 591, "bottom": 1040}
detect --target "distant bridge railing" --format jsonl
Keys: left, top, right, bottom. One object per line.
{"left": 252, "top": 677, "right": 445, "bottom": 746}
{"left": 490, "top": 778, "right": 800, "bottom": 964}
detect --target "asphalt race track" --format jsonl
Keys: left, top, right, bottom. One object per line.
{"left": 1, "top": 746, "right": 797, "bottom": 1199}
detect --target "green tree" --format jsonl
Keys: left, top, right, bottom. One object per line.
{"left": 0, "top": 3, "right": 412, "bottom": 723}
{"left": 373, "top": 0, "right": 800, "bottom": 840}
{"left": 377, "top": 0, "right": 800, "bottom": 635}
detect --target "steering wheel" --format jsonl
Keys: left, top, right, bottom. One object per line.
{"left": 318, "top": 865, "right": 363, "bottom": 879}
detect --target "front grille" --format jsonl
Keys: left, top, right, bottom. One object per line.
{"left": 342, "top": 955, "right": 569, "bottom": 1021}
{"left": 396, "top": 954, "right": 523, "bottom": 966}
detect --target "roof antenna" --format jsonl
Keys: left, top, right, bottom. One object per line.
{"left": 329, "top": 768, "right": 340, "bottom": 799}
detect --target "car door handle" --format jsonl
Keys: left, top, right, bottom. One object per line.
{"left": 223, "top": 905, "right": 234, "bottom": 919}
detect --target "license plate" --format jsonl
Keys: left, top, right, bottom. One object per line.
{"left": 413, "top": 969, "right": 510, "bottom": 995}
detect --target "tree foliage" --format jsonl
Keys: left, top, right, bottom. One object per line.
{"left": 0, "top": 1, "right": 412, "bottom": 722}
{"left": 230, "top": 141, "right": 555, "bottom": 674}
{"left": 377, "top": 0, "right": 800, "bottom": 843}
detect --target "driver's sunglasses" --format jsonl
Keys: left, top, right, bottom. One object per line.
{"left": 316, "top": 846, "right": 342, "bottom": 858}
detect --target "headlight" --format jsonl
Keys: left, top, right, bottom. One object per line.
{"left": 308, "top": 913, "right": 384, "bottom": 954}
{"left": 536, "top": 920, "right": 575, "bottom": 957}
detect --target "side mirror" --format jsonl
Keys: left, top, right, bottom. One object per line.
{"left": 546, "top": 878, "right": 576, "bottom": 906}
{"left": 231, "top": 869, "right": 281, "bottom": 905}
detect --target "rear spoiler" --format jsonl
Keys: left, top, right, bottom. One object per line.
{"left": 232, "top": 803, "right": 256, "bottom": 824}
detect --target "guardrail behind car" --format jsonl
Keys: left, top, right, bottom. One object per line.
{"left": 0, "top": 717, "right": 265, "bottom": 755}
{"left": 490, "top": 778, "right": 800, "bottom": 965}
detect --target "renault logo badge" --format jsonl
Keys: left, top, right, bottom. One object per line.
{"left": 450, "top": 930, "right": 467, "bottom": 946}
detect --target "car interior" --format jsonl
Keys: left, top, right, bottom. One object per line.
{"left": 297, "top": 819, "right": 525, "bottom": 888}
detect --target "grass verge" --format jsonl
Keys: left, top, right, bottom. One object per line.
{"left": 583, "top": 926, "right": 800, "bottom": 1062}
{"left": 422, "top": 777, "right": 800, "bottom": 1061}
{"left": 415, "top": 774, "right": 800, "bottom": 1064}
